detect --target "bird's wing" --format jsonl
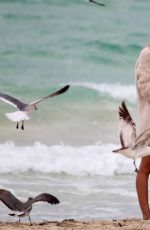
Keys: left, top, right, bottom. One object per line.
{"left": 133, "top": 128, "right": 150, "bottom": 148}
{"left": 24, "top": 193, "right": 60, "bottom": 210}
{"left": 0, "top": 189, "right": 23, "bottom": 211}
{"left": 28, "top": 85, "right": 70, "bottom": 107}
{"left": 118, "top": 101, "right": 136, "bottom": 148}
{"left": 89, "top": 0, "right": 105, "bottom": 6}
{"left": 0, "top": 92, "right": 24, "bottom": 109}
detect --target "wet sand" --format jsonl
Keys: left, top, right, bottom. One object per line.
{"left": 0, "top": 219, "right": 150, "bottom": 230}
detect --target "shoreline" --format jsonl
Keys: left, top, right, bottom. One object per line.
{"left": 0, "top": 218, "right": 150, "bottom": 230}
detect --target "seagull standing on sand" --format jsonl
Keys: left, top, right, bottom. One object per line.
{"left": 0, "top": 189, "right": 60, "bottom": 225}
{"left": 0, "top": 85, "right": 70, "bottom": 130}
{"left": 113, "top": 101, "right": 150, "bottom": 172}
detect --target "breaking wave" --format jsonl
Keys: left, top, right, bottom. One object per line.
{"left": 72, "top": 82, "right": 136, "bottom": 103}
{"left": 0, "top": 141, "right": 139, "bottom": 176}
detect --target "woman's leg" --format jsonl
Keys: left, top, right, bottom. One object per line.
{"left": 136, "top": 156, "right": 150, "bottom": 219}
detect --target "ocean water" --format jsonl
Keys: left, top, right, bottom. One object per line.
{"left": 0, "top": 0, "right": 150, "bottom": 223}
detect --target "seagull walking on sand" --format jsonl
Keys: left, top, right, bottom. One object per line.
{"left": 0, "top": 189, "right": 60, "bottom": 225}
{"left": 113, "top": 101, "right": 150, "bottom": 172}
{"left": 0, "top": 85, "right": 70, "bottom": 130}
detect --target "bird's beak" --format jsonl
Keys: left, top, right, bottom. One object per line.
{"left": 112, "top": 149, "right": 118, "bottom": 153}
{"left": 112, "top": 147, "right": 128, "bottom": 153}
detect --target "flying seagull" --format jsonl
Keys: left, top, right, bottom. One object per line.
{"left": 0, "top": 85, "right": 70, "bottom": 130}
{"left": 88, "top": 0, "right": 105, "bottom": 7}
{"left": 0, "top": 189, "right": 60, "bottom": 225}
{"left": 113, "top": 101, "right": 150, "bottom": 172}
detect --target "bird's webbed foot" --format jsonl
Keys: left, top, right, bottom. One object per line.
{"left": 134, "top": 168, "right": 139, "bottom": 173}
{"left": 34, "top": 105, "right": 37, "bottom": 110}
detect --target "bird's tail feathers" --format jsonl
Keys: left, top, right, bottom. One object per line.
{"left": 9, "top": 211, "right": 26, "bottom": 217}
{"left": 5, "top": 111, "right": 30, "bottom": 122}
{"left": 8, "top": 213, "right": 15, "bottom": 216}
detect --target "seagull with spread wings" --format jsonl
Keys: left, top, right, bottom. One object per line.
{"left": 0, "top": 189, "right": 60, "bottom": 225}
{"left": 0, "top": 85, "right": 70, "bottom": 130}
{"left": 113, "top": 101, "right": 150, "bottom": 172}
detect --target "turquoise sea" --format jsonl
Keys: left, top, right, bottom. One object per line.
{"left": 0, "top": 0, "right": 150, "bottom": 223}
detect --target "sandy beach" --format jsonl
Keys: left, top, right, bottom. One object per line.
{"left": 0, "top": 219, "right": 150, "bottom": 230}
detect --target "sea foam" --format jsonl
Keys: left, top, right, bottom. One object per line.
{"left": 0, "top": 141, "right": 139, "bottom": 176}
{"left": 73, "top": 82, "right": 136, "bottom": 103}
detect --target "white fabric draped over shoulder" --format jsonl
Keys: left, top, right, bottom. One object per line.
{"left": 135, "top": 45, "right": 150, "bottom": 133}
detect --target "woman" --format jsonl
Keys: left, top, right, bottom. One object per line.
{"left": 136, "top": 44, "right": 150, "bottom": 219}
